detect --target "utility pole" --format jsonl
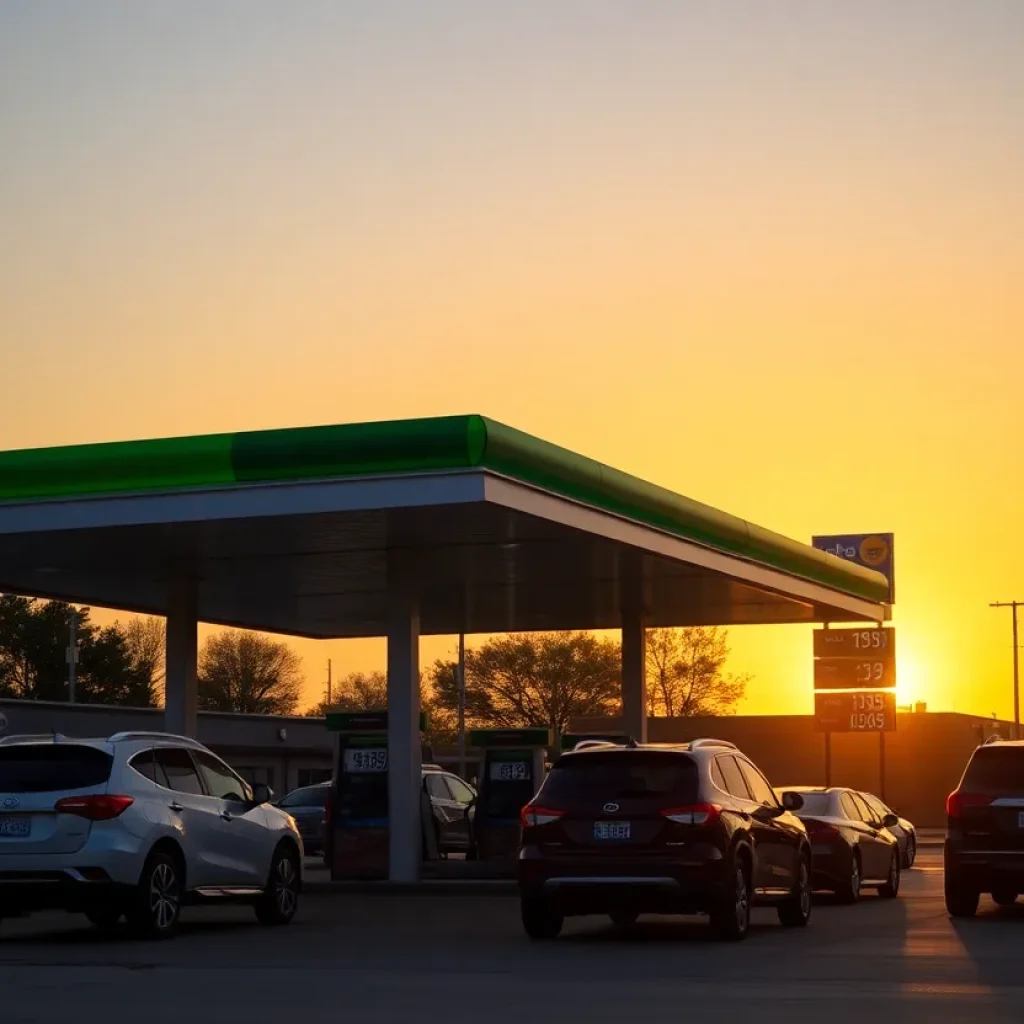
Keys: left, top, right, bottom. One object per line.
{"left": 326, "top": 658, "right": 332, "bottom": 707}
{"left": 66, "top": 608, "right": 78, "bottom": 704}
{"left": 991, "top": 601, "right": 1021, "bottom": 740}
{"left": 457, "top": 633, "right": 467, "bottom": 780}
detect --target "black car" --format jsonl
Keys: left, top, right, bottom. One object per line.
{"left": 945, "top": 739, "right": 1024, "bottom": 917}
{"left": 278, "top": 782, "right": 331, "bottom": 855}
{"left": 777, "top": 787, "right": 902, "bottom": 902}
{"left": 518, "top": 739, "right": 812, "bottom": 941}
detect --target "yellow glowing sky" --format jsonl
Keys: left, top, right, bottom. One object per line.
{"left": 1, "top": 3, "right": 1022, "bottom": 717}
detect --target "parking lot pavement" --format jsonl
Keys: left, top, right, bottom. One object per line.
{"left": 2, "top": 850, "right": 1024, "bottom": 1024}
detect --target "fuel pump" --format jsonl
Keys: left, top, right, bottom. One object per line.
{"left": 470, "top": 727, "right": 551, "bottom": 862}
{"left": 324, "top": 710, "right": 430, "bottom": 880}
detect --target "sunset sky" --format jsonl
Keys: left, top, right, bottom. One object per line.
{"left": 1, "top": 2, "right": 1022, "bottom": 718}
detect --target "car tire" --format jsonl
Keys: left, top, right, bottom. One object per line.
{"left": 85, "top": 905, "right": 123, "bottom": 932}
{"left": 710, "top": 854, "right": 751, "bottom": 941}
{"left": 609, "top": 910, "right": 639, "bottom": 929}
{"left": 521, "top": 896, "right": 563, "bottom": 940}
{"left": 835, "top": 850, "right": 861, "bottom": 905}
{"left": 878, "top": 850, "right": 901, "bottom": 899}
{"left": 127, "top": 850, "right": 182, "bottom": 940}
{"left": 991, "top": 888, "right": 1018, "bottom": 907}
{"left": 903, "top": 837, "right": 916, "bottom": 870}
{"left": 778, "top": 853, "right": 812, "bottom": 927}
{"left": 945, "top": 874, "right": 980, "bottom": 918}
{"left": 255, "top": 845, "right": 300, "bottom": 927}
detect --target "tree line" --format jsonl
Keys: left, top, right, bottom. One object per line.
{"left": 313, "top": 627, "right": 748, "bottom": 744}
{"left": 0, "top": 596, "right": 301, "bottom": 715}
{"left": 0, "top": 597, "right": 748, "bottom": 736}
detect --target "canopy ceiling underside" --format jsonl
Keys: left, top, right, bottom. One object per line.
{"left": 0, "top": 478, "right": 883, "bottom": 637}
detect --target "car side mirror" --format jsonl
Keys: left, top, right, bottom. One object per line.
{"left": 252, "top": 783, "right": 273, "bottom": 806}
{"left": 781, "top": 791, "right": 804, "bottom": 812}
{"left": 883, "top": 813, "right": 899, "bottom": 828}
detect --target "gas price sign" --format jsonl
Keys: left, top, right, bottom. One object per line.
{"left": 815, "top": 691, "right": 896, "bottom": 733}
{"left": 813, "top": 627, "right": 896, "bottom": 690}
{"left": 343, "top": 747, "right": 388, "bottom": 773}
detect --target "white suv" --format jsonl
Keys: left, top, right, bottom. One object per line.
{"left": 0, "top": 731, "right": 303, "bottom": 938}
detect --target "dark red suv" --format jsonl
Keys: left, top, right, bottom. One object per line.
{"left": 518, "top": 739, "right": 811, "bottom": 941}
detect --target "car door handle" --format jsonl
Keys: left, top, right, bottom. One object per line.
{"left": 168, "top": 802, "right": 183, "bottom": 813}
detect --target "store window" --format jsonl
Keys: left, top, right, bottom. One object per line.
{"left": 297, "top": 768, "right": 332, "bottom": 788}
{"left": 236, "top": 766, "right": 275, "bottom": 791}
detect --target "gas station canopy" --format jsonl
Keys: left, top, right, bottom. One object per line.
{"left": 0, "top": 414, "right": 889, "bottom": 634}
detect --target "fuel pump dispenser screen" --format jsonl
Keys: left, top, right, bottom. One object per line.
{"left": 344, "top": 747, "right": 388, "bottom": 773}
{"left": 489, "top": 760, "right": 529, "bottom": 782}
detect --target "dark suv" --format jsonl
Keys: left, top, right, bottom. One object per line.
{"left": 945, "top": 739, "right": 1024, "bottom": 916}
{"left": 518, "top": 739, "right": 811, "bottom": 940}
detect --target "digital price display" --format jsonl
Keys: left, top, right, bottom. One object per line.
{"left": 343, "top": 747, "right": 388, "bottom": 773}
{"left": 815, "top": 691, "right": 896, "bottom": 733}
{"left": 489, "top": 760, "right": 529, "bottom": 782}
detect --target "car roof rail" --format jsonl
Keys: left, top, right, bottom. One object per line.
{"left": 572, "top": 739, "right": 617, "bottom": 751}
{"left": 106, "top": 731, "right": 208, "bottom": 748}
{"left": 0, "top": 732, "right": 70, "bottom": 746}
{"left": 688, "top": 738, "right": 738, "bottom": 750}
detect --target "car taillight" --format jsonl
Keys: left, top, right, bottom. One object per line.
{"left": 520, "top": 805, "right": 565, "bottom": 828}
{"left": 54, "top": 795, "right": 134, "bottom": 821}
{"left": 946, "top": 791, "right": 991, "bottom": 818}
{"left": 660, "top": 803, "right": 721, "bottom": 826}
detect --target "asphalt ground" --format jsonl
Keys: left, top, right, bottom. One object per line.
{"left": 3, "top": 849, "right": 1024, "bottom": 1023}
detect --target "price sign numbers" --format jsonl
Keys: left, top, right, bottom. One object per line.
{"left": 490, "top": 760, "right": 529, "bottom": 782}
{"left": 343, "top": 747, "right": 388, "bottom": 773}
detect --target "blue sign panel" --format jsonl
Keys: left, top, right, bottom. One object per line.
{"left": 812, "top": 533, "right": 895, "bottom": 604}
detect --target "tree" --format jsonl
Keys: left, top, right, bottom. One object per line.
{"left": 0, "top": 595, "right": 158, "bottom": 707}
{"left": 644, "top": 627, "right": 747, "bottom": 717}
{"left": 197, "top": 630, "right": 303, "bottom": 715}
{"left": 429, "top": 631, "right": 622, "bottom": 737}
{"left": 122, "top": 616, "right": 166, "bottom": 700}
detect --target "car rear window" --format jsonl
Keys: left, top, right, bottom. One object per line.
{"left": 540, "top": 752, "right": 698, "bottom": 804}
{"left": 0, "top": 744, "right": 113, "bottom": 793}
{"left": 280, "top": 785, "right": 329, "bottom": 809}
{"left": 963, "top": 747, "right": 1024, "bottom": 791}
{"left": 792, "top": 792, "right": 833, "bottom": 817}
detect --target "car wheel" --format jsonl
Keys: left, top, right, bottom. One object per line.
{"left": 878, "top": 850, "right": 901, "bottom": 899}
{"left": 710, "top": 855, "right": 751, "bottom": 941}
{"left": 991, "top": 887, "right": 1018, "bottom": 907}
{"left": 902, "top": 836, "right": 915, "bottom": 869}
{"left": 85, "top": 905, "right": 123, "bottom": 932}
{"left": 945, "top": 874, "right": 980, "bottom": 918}
{"left": 778, "top": 853, "right": 812, "bottom": 927}
{"left": 836, "top": 850, "right": 861, "bottom": 904}
{"left": 127, "top": 851, "right": 182, "bottom": 940}
{"left": 609, "top": 910, "right": 639, "bottom": 929}
{"left": 255, "top": 845, "right": 300, "bottom": 926}
{"left": 521, "top": 896, "right": 563, "bottom": 940}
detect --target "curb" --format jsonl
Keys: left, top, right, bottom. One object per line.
{"left": 303, "top": 879, "right": 518, "bottom": 897}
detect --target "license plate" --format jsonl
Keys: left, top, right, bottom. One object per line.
{"left": 0, "top": 815, "right": 30, "bottom": 838}
{"left": 594, "top": 821, "right": 630, "bottom": 840}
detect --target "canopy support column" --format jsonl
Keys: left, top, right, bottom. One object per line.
{"left": 387, "top": 553, "right": 422, "bottom": 883}
{"left": 165, "top": 576, "right": 198, "bottom": 737}
{"left": 621, "top": 567, "right": 648, "bottom": 743}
